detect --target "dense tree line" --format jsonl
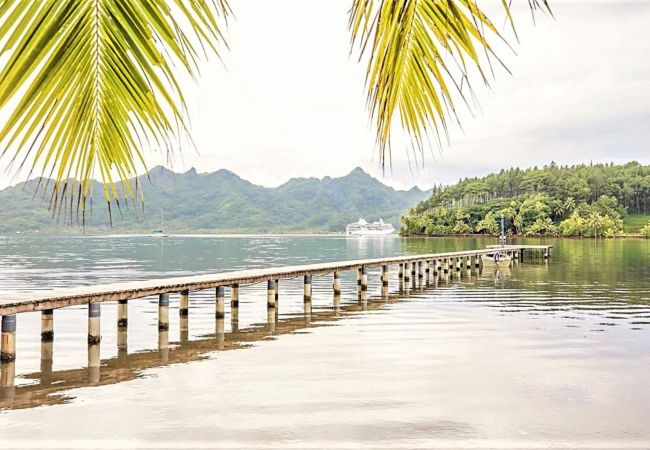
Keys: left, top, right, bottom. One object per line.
{"left": 402, "top": 162, "right": 650, "bottom": 237}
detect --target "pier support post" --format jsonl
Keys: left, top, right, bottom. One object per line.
{"left": 230, "top": 285, "right": 239, "bottom": 332}
{"left": 333, "top": 271, "right": 341, "bottom": 295}
{"left": 381, "top": 265, "right": 389, "bottom": 298}
{"left": 87, "top": 304, "right": 101, "bottom": 382}
{"left": 1, "top": 315, "right": 16, "bottom": 363}
{"left": 403, "top": 262, "right": 410, "bottom": 287}
{"left": 179, "top": 291, "right": 189, "bottom": 342}
{"left": 275, "top": 279, "right": 279, "bottom": 305}
{"left": 267, "top": 280, "right": 276, "bottom": 309}
{"left": 475, "top": 254, "right": 481, "bottom": 269}
{"left": 360, "top": 266, "right": 368, "bottom": 292}
{"left": 443, "top": 259, "right": 449, "bottom": 274}
{"left": 520, "top": 249, "right": 525, "bottom": 262}
{"left": 158, "top": 294, "right": 170, "bottom": 331}
{"left": 304, "top": 275, "right": 312, "bottom": 303}
{"left": 411, "top": 263, "right": 416, "bottom": 287}
{"left": 88, "top": 303, "right": 101, "bottom": 347}
{"left": 466, "top": 256, "right": 471, "bottom": 270}
{"left": 267, "top": 282, "right": 276, "bottom": 332}
{"left": 215, "top": 286, "right": 225, "bottom": 319}
{"left": 456, "top": 257, "right": 461, "bottom": 272}
{"left": 179, "top": 290, "right": 189, "bottom": 318}
{"left": 40, "top": 309, "right": 54, "bottom": 343}
{"left": 418, "top": 261, "right": 424, "bottom": 286}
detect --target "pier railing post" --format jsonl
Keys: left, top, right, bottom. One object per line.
{"left": 179, "top": 290, "right": 189, "bottom": 342}
{"left": 361, "top": 266, "right": 368, "bottom": 292}
{"left": 381, "top": 264, "right": 389, "bottom": 298}
{"left": 403, "top": 262, "right": 410, "bottom": 286}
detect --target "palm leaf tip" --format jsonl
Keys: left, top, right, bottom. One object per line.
{"left": 349, "top": 0, "right": 552, "bottom": 170}
{"left": 0, "top": 0, "right": 230, "bottom": 224}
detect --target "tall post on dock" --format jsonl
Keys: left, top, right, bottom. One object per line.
{"left": 357, "top": 268, "right": 362, "bottom": 297}
{"left": 411, "top": 263, "right": 416, "bottom": 288}
{"left": 230, "top": 285, "right": 239, "bottom": 332}
{"left": 381, "top": 264, "right": 389, "bottom": 298}
{"left": 475, "top": 253, "right": 480, "bottom": 269}
{"left": 418, "top": 261, "right": 424, "bottom": 287}
{"left": 267, "top": 280, "right": 276, "bottom": 309}
{"left": 40, "top": 310, "right": 54, "bottom": 371}
{"left": 215, "top": 287, "right": 225, "bottom": 319}
{"left": 275, "top": 279, "right": 280, "bottom": 305}
{"left": 425, "top": 260, "right": 430, "bottom": 284}
{"left": 1, "top": 315, "right": 16, "bottom": 364}
{"left": 87, "top": 303, "right": 101, "bottom": 382}
{"left": 179, "top": 290, "right": 189, "bottom": 342}
{"left": 360, "top": 266, "right": 368, "bottom": 292}
{"left": 179, "top": 290, "right": 189, "bottom": 318}
{"left": 117, "top": 299, "right": 128, "bottom": 352}
{"left": 267, "top": 280, "right": 277, "bottom": 333}
{"left": 304, "top": 275, "right": 312, "bottom": 303}
{"left": 158, "top": 294, "right": 170, "bottom": 331}
{"left": 333, "top": 271, "right": 341, "bottom": 296}
{"left": 88, "top": 303, "right": 101, "bottom": 347}
{"left": 466, "top": 256, "right": 471, "bottom": 270}
{"left": 456, "top": 257, "right": 461, "bottom": 272}
{"left": 398, "top": 263, "right": 404, "bottom": 291}
{"left": 403, "top": 262, "right": 410, "bottom": 289}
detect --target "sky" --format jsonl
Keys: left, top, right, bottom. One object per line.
{"left": 1, "top": 0, "right": 649, "bottom": 191}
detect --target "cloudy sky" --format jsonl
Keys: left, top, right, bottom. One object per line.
{"left": 1, "top": 0, "right": 649, "bottom": 191}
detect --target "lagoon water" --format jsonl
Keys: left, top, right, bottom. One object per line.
{"left": 0, "top": 235, "right": 649, "bottom": 448}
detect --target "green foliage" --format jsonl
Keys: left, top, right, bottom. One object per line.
{"left": 0, "top": 167, "right": 429, "bottom": 234}
{"left": 640, "top": 223, "right": 650, "bottom": 238}
{"left": 403, "top": 162, "right": 648, "bottom": 237}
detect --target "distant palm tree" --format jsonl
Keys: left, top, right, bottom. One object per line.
{"left": 0, "top": 1, "right": 550, "bottom": 221}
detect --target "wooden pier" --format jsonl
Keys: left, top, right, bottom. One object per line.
{"left": 0, "top": 245, "right": 551, "bottom": 393}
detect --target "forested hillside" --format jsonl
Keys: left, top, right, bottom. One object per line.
{"left": 402, "top": 162, "right": 650, "bottom": 237}
{"left": 0, "top": 167, "right": 429, "bottom": 234}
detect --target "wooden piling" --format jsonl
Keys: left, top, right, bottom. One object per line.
{"left": 230, "top": 284, "right": 239, "bottom": 331}
{"left": 87, "top": 303, "right": 101, "bottom": 346}
{"left": 215, "top": 287, "right": 225, "bottom": 319}
{"left": 333, "top": 271, "right": 341, "bottom": 295}
{"left": 267, "top": 280, "right": 276, "bottom": 309}
{"left": 158, "top": 294, "right": 170, "bottom": 331}
{"left": 381, "top": 264, "right": 389, "bottom": 298}
{"left": 304, "top": 275, "right": 312, "bottom": 302}
{"left": 41, "top": 309, "right": 54, "bottom": 342}
{"left": 179, "top": 290, "right": 189, "bottom": 317}
{"left": 360, "top": 266, "right": 368, "bottom": 292}
{"left": 1, "top": 315, "right": 17, "bottom": 363}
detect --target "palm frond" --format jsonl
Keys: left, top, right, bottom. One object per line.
{"left": 349, "top": 0, "right": 551, "bottom": 169}
{"left": 0, "top": 0, "right": 229, "bottom": 222}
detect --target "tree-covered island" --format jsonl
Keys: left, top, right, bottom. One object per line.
{"left": 402, "top": 162, "right": 650, "bottom": 238}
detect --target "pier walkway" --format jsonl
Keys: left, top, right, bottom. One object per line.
{"left": 0, "top": 244, "right": 551, "bottom": 391}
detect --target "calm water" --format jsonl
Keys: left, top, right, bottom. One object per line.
{"left": 0, "top": 235, "right": 649, "bottom": 448}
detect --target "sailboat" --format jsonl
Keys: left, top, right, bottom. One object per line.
{"left": 148, "top": 209, "right": 170, "bottom": 238}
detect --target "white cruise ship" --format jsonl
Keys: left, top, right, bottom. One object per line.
{"left": 346, "top": 218, "right": 395, "bottom": 236}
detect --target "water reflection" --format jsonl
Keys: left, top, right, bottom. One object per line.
{"left": 0, "top": 287, "right": 413, "bottom": 411}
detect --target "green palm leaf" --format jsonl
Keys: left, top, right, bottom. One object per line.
{"left": 0, "top": 0, "right": 229, "bottom": 222}
{"left": 349, "top": 0, "right": 551, "bottom": 169}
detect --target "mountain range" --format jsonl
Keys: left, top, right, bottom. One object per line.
{"left": 0, "top": 167, "right": 430, "bottom": 233}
